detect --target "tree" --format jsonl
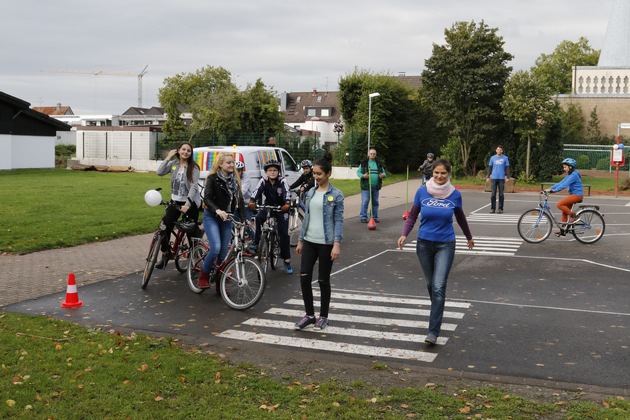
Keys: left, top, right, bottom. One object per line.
{"left": 158, "top": 66, "right": 282, "bottom": 144}
{"left": 337, "top": 70, "right": 445, "bottom": 172}
{"left": 586, "top": 107, "right": 603, "bottom": 144}
{"left": 501, "top": 70, "right": 555, "bottom": 179}
{"left": 531, "top": 37, "right": 600, "bottom": 94}
{"left": 422, "top": 20, "right": 513, "bottom": 175}
{"left": 560, "top": 103, "right": 585, "bottom": 144}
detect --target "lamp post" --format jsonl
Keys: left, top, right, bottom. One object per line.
{"left": 367, "top": 92, "right": 380, "bottom": 230}
{"left": 367, "top": 93, "right": 380, "bottom": 154}
{"left": 333, "top": 120, "right": 344, "bottom": 142}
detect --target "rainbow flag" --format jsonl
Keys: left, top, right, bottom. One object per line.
{"left": 194, "top": 150, "right": 244, "bottom": 171}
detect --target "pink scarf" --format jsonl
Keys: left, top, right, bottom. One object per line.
{"left": 426, "top": 177, "right": 455, "bottom": 199}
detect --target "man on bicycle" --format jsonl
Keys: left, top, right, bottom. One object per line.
{"left": 248, "top": 160, "right": 294, "bottom": 274}
{"left": 545, "top": 157, "right": 584, "bottom": 236}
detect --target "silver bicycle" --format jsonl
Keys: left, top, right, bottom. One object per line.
{"left": 517, "top": 191, "right": 605, "bottom": 244}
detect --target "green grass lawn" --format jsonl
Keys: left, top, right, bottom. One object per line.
{"left": 1, "top": 169, "right": 625, "bottom": 254}
{"left": 1, "top": 312, "right": 627, "bottom": 419}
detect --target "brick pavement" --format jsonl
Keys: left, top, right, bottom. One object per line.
{"left": 0, "top": 180, "right": 413, "bottom": 307}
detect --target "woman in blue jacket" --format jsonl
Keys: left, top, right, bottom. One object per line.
{"left": 545, "top": 158, "right": 584, "bottom": 235}
{"left": 397, "top": 158, "right": 474, "bottom": 345}
{"left": 294, "top": 154, "right": 344, "bottom": 331}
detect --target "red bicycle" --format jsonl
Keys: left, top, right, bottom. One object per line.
{"left": 142, "top": 189, "right": 201, "bottom": 289}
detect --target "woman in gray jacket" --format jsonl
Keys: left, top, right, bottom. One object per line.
{"left": 155, "top": 142, "right": 201, "bottom": 269}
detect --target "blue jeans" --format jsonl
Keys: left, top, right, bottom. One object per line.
{"left": 490, "top": 179, "right": 505, "bottom": 211}
{"left": 202, "top": 210, "right": 233, "bottom": 273}
{"left": 415, "top": 239, "right": 456, "bottom": 337}
{"left": 360, "top": 188, "right": 380, "bottom": 220}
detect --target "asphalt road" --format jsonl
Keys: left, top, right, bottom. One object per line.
{"left": 6, "top": 190, "right": 630, "bottom": 392}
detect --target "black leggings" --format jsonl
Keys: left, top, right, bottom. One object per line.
{"left": 161, "top": 201, "right": 199, "bottom": 252}
{"left": 299, "top": 240, "right": 334, "bottom": 318}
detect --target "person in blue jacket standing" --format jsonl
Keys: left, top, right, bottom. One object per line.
{"left": 486, "top": 145, "right": 510, "bottom": 214}
{"left": 545, "top": 158, "right": 584, "bottom": 236}
{"left": 397, "top": 159, "right": 474, "bottom": 345}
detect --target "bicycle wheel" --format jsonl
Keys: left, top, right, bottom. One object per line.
{"left": 142, "top": 232, "right": 162, "bottom": 289}
{"left": 220, "top": 256, "right": 266, "bottom": 310}
{"left": 174, "top": 233, "right": 193, "bottom": 273}
{"left": 187, "top": 241, "right": 208, "bottom": 294}
{"left": 258, "top": 235, "right": 270, "bottom": 273}
{"left": 269, "top": 232, "right": 280, "bottom": 270}
{"left": 517, "top": 208, "right": 552, "bottom": 243}
{"left": 572, "top": 209, "right": 605, "bottom": 244}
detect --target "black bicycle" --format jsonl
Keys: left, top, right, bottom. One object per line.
{"left": 142, "top": 189, "right": 200, "bottom": 289}
{"left": 255, "top": 205, "right": 283, "bottom": 274}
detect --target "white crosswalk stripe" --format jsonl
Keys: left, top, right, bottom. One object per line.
{"left": 467, "top": 213, "right": 522, "bottom": 224}
{"left": 401, "top": 235, "right": 523, "bottom": 256}
{"left": 217, "top": 291, "right": 470, "bottom": 362}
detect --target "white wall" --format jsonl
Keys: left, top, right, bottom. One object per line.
{"left": 0, "top": 134, "right": 55, "bottom": 170}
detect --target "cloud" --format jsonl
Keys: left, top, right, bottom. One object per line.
{"left": 0, "top": 0, "right": 615, "bottom": 114}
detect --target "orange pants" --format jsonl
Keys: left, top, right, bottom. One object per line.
{"left": 557, "top": 194, "right": 583, "bottom": 222}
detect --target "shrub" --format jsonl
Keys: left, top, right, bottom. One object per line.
{"left": 577, "top": 154, "right": 590, "bottom": 169}
{"left": 596, "top": 158, "right": 610, "bottom": 170}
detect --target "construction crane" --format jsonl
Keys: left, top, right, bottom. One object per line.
{"left": 41, "top": 65, "right": 149, "bottom": 108}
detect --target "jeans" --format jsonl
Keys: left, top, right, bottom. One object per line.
{"left": 202, "top": 210, "right": 233, "bottom": 273}
{"left": 490, "top": 179, "right": 505, "bottom": 210}
{"left": 360, "top": 188, "right": 380, "bottom": 220}
{"left": 299, "top": 241, "right": 334, "bottom": 318}
{"left": 415, "top": 239, "right": 456, "bottom": 337}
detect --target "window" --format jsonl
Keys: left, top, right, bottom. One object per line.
{"left": 321, "top": 108, "right": 330, "bottom": 117}
{"left": 307, "top": 108, "right": 316, "bottom": 117}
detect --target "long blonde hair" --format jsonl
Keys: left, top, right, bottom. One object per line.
{"left": 208, "top": 152, "right": 241, "bottom": 189}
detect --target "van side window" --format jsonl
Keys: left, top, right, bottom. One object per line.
{"left": 280, "top": 150, "right": 298, "bottom": 172}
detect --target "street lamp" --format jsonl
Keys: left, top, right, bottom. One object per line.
{"left": 333, "top": 120, "right": 344, "bottom": 142}
{"left": 366, "top": 92, "right": 380, "bottom": 230}
{"left": 367, "top": 93, "right": 380, "bottom": 154}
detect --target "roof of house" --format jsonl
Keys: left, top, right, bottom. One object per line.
{"left": 282, "top": 90, "right": 341, "bottom": 123}
{"left": 121, "top": 106, "right": 166, "bottom": 116}
{"left": 1, "top": 91, "right": 71, "bottom": 132}
{"left": 32, "top": 105, "right": 74, "bottom": 115}
{"left": 395, "top": 75, "right": 423, "bottom": 90}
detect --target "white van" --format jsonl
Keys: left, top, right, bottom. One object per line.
{"left": 193, "top": 145, "right": 301, "bottom": 187}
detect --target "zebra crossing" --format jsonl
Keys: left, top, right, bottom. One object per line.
{"left": 466, "top": 212, "right": 523, "bottom": 224}
{"left": 401, "top": 235, "right": 524, "bottom": 256}
{"left": 217, "top": 291, "right": 470, "bottom": 362}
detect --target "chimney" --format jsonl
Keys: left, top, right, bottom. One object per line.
{"left": 312, "top": 89, "right": 317, "bottom": 96}
{"left": 56, "top": 103, "right": 62, "bottom": 111}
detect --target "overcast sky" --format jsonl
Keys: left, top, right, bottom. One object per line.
{"left": 1, "top": 0, "right": 617, "bottom": 115}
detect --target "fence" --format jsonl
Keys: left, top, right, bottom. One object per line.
{"left": 563, "top": 144, "right": 629, "bottom": 173}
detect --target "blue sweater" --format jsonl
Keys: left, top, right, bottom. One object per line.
{"left": 550, "top": 170, "right": 583, "bottom": 196}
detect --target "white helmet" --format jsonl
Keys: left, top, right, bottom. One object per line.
{"left": 144, "top": 189, "right": 162, "bottom": 207}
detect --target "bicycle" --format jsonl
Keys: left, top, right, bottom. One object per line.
{"left": 517, "top": 191, "right": 605, "bottom": 244}
{"left": 142, "top": 189, "right": 201, "bottom": 289}
{"left": 255, "top": 204, "right": 283, "bottom": 274}
{"left": 187, "top": 214, "right": 266, "bottom": 310}
{"left": 288, "top": 189, "right": 306, "bottom": 247}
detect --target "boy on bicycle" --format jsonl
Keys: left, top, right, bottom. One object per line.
{"left": 248, "top": 160, "right": 293, "bottom": 274}
{"left": 545, "top": 158, "right": 584, "bottom": 236}
{"left": 290, "top": 159, "right": 315, "bottom": 195}
{"left": 417, "top": 153, "right": 435, "bottom": 184}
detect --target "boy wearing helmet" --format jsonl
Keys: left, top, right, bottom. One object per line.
{"left": 545, "top": 158, "right": 584, "bottom": 235}
{"left": 249, "top": 159, "right": 294, "bottom": 274}
{"left": 290, "top": 159, "right": 315, "bottom": 194}
{"left": 417, "top": 153, "right": 435, "bottom": 184}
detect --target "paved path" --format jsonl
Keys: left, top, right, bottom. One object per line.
{"left": 0, "top": 180, "right": 414, "bottom": 307}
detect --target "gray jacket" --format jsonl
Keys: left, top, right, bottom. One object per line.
{"left": 157, "top": 159, "right": 201, "bottom": 207}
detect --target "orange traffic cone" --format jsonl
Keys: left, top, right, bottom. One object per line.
{"left": 61, "top": 273, "right": 83, "bottom": 308}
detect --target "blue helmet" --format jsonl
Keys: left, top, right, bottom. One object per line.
{"left": 562, "top": 158, "right": 577, "bottom": 168}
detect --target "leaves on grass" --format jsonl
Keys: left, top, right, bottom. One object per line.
{"left": 259, "top": 403, "right": 280, "bottom": 411}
